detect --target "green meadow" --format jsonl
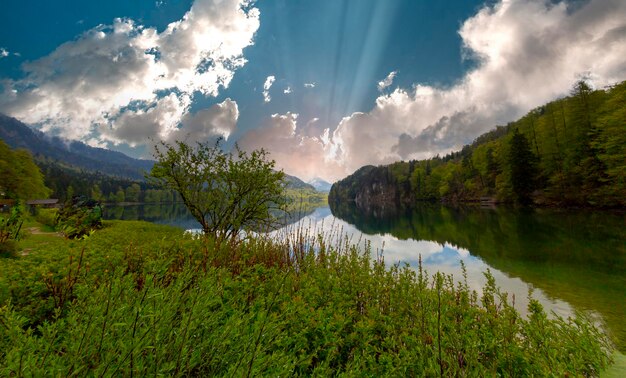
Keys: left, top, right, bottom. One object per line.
{"left": 0, "top": 218, "right": 616, "bottom": 376}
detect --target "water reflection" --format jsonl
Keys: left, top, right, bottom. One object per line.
{"left": 103, "top": 203, "right": 318, "bottom": 233}
{"left": 327, "top": 201, "right": 626, "bottom": 351}
{"left": 103, "top": 203, "right": 199, "bottom": 230}
{"left": 103, "top": 202, "right": 625, "bottom": 351}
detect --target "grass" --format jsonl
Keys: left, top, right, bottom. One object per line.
{"left": 0, "top": 219, "right": 617, "bottom": 376}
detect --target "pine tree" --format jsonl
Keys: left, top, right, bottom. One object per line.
{"left": 508, "top": 129, "right": 538, "bottom": 204}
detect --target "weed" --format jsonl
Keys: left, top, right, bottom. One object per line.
{"left": 0, "top": 220, "right": 615, "bottom": 376}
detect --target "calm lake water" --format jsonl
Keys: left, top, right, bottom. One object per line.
{"left": 104, "top": 203, "right": 626, "bottom": 352}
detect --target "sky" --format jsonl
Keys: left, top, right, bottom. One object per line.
{"left": 1, "top": 0, "right": 625, "bottom": 182}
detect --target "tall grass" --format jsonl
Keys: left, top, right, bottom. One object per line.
{"left": 0, "top": 220, "right": 615, "bottom": 376}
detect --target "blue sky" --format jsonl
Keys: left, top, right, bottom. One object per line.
{"left": 1, "top": 0, "right": 625, "bottom": 181}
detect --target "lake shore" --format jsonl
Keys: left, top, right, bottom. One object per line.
{"left": 0, "top": 218, "right": 618, "bottom": 375}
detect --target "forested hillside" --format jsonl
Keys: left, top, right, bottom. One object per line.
{"left": 37, "top": 159, "right": 180, "bottom": 203}
{"left": 330, "top": 81, "right": 626, "bottom": 208}
{"left": 0, "top": 114, "right": 153, "bottom": 181}
{"left": 1, "top": 114, "right": 321, "bottom": 203}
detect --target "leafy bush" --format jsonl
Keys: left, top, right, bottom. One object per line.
{"left": 0, "top": 240, "right": 17, "bottom": 257}
{"left": 55, "top": 197, "right": 102, "bottom": 239}
{"left": 150, "top": 140, "right": 286, "bottom": 242}
{"left": 0, "top": 221, "right": 615, "bottom": 376}
{"left": 0, "top": 203, "right": 23, "bottom": 244}
{"left": 34, "top": 208, "right": 58, "bottom": 229}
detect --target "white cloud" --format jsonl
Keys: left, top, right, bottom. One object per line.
{"left": 284, "top": 86, "right": 292, "bottom": 94}
{"left": 0, "top": 48, "right": 9, "bottom": 58}
{"left": 100, "top": 93, "right": 191, "bottom": 146}
{"left": 304, "top": 82, "right": 316, "bottom": 88}
{"left": 331, "top": 0, "right": 626, "bottom": 174}
{"left": 99, "top": 96, "right": 238, "bottom": 147}
{"left": 263, "top": 75, "right": 275, "bottom": 102}
{"left": 238, "top": 112, "right": 345, "bottom": 182}
{"left": 0, "top": 0, "right": 259, "bottom": 146}
{"left": 235, "top": 0, "right": 626, "bottom": 182}
{"left": 171, "top": 98, "right": 239, "bottom": 142}
{"left": 377, "top": 71, "right": 397, "bottom": 92}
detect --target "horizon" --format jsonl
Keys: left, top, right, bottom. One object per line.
{"left": 1, "top": 0, "right": 625, "bottom": 182}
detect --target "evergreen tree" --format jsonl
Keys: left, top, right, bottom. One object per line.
{"left": 508, "top": 129, "right": 538, "bottom": 204}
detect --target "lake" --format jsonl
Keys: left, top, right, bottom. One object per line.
{"left": 104, "top": 203, "right": 626, "bottom": 352}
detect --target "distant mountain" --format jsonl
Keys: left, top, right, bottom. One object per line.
{"left": 308, "top": 177, "right": 332, "bottom": 192}
{"left": 283, "top": 173, "right": 316, "bottom": 191}
{"left": 0, "top": 113, "right": 325, "bottom": 192}
{"left": 0, "top": 113, "right": 153, "bottom": 180}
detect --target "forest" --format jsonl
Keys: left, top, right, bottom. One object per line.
{"left": 37, "top": 158, "right": 180, "bottom": 203}
{"left": 330, "top": 80, "right": 626, "bottom": 208}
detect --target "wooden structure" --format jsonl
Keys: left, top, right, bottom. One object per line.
{"left": 26, "top": 199, "right": 60, "bottom": 208}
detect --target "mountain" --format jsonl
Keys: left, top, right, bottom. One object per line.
{"left": 283, "top": 173, "right": 316, "bottom": 191}
{"left": 0, "top": 114, "right": 323, "bottom": 194}
{"left": 307, "top": 177, "right": 332, "bottom": 192}
{"left": 0, "top": 113, "right": 153, "bottom": 180}
{"left": 330, "top": 80, "right": 626, "bottom": 208}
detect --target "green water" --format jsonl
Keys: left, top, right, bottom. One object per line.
{"left": 104, "top": 202, "right": 626, "bottom": 353}
{"left": 103, "top": 203, "right": 200, "bottom": 229}
{"left": 329, "top": 201, "right": 626, "bottom": 352}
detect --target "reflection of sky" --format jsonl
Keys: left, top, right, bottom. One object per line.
{"left": 280, "top": 207, "right": 574, "bottom": 320}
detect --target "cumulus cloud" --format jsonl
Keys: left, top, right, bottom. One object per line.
{"left": 171, "top": 98, "right": 239, "bottom": 142}
{"left": 0, "top": 0, "right": 259, "bottom": 146}
{"left": 238, "top": 113, "right": 345, "bottom": 181}
{"left": 235, "top": 0, "right": 626, "bottom": 181}
{"left": 101, "top": 96, "right": 238, "bottom": 146}
{"left": 304, "top": 82, "right": 316, "bottom": 88}
{"left": 0, "top": 48, "right": 9, "bottom": 58}
{"left": 377, "top": 71, "right": 397, "bottom": 92}
{"left": 330, "top": 0, "right": 626, "bottom": 173}
{"left": 284, "top": 86, "right": 292, "bottom": 94}
{"left": 262, "top": 75, "right": 275, "bottom": 102}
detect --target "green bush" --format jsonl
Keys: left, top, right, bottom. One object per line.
{"left": 0, "top": 240, "right": 17, "bottom": 257}
{"left": 0, "top": 203, "right": 23, "bottom": 243}
{"left": 55, "top": 197, "right": 102, "bottom": 239}
{"left": 0, "top": 221, "right": 615, "bottom": 376}
{"left": 34, "top": 208, "right": 58, "bottom": 229}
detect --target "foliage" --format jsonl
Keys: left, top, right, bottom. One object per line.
{"left": 34, "top": 208, "right": 58, "bottom": 229}
{"left": 35, "top": 158, "right": 180, "bottom": 203}
{"left": 0, "top": 220, "right": 615, "bottom": 376}
{"left": 507, "top": 129, "right": 538, "bottom": 204}
{"left": 330, "top": 80, "right": 626, "bottom": 207}
{"left": 150, "top": 140, "right": 287, "bottom": 241}
{"left": 55, "top": 197, "right": 103, "bottom": 239}
{"left": 0, "top": 140, "right": 51, "bottom": 200}
{"left": 12, "top": 139, "right": 317, "bottom": 206}
{"left": 0, "top": 202, "right": 24, "bottom": 243}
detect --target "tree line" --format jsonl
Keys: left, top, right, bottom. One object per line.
{"left": 0, "top": 144, "right": 179, "bottom": 204}
{"left": 331, "top": 80, "right": 626, "bottom": 207}
{"left": 36, "top": 158, "right": 181, "bottom": 203}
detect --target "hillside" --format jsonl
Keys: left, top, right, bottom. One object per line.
{"left": 0, "top": 114, "right": 321, "bottom": 200}
{"left": 283, "top": 173, "right": 316, "bottom": 191}
{"left": 0, "top": 114, "right": 153, "bottom": 180}
{"left": 330, "top": 81, "right": 626, "bottom": 208}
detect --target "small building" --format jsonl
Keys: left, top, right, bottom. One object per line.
{"left": 26, "top": 199, "right": 60, "bottom": 208}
